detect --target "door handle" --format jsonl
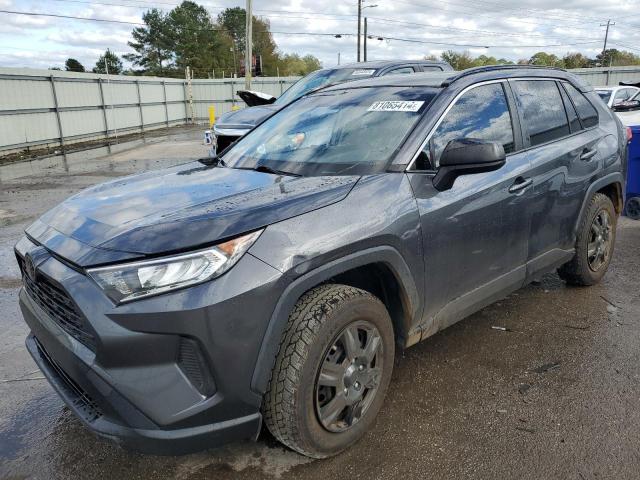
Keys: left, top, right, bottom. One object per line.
{"left": 580, "top": 148, "right": 597, "bottom": 161}
{"left": 508, "top": 177, "right": 533, "bottom": 194}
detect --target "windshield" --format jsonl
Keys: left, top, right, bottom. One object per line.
{"left": 223, "top": 86, "right": 439, "bottom": 176}
{"left": 596, "top": 90, "right": 612, "bottom": 103}
{"left": 274, "top": 68, "right": 379, "bottom": 106}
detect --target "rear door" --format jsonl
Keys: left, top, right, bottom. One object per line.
{"left": 510, "top": 79, "right": 602, "bottom": 279}
{"left": 407, "top": 81, "right": 532, "bottom": 333}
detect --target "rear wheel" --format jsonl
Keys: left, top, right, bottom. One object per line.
{"left": 263, "top": 284, "right": 395, "bottom": 458}
{"left": 558, "top": 192, "right": 616, "bottom": 286}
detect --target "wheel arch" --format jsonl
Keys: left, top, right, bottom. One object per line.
{"left": 574, "top": 173, "right": 624, "bottom": 238}
{"left": 250, "top": 246, "right": 421, "bottom": 395}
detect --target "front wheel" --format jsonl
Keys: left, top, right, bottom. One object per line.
{"left": 263, "top": 284, "right": 395, "bottom": 458}
{"left": 558, "top": 192, "right": 617, "bottom": 286}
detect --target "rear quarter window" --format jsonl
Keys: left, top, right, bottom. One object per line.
{"left": 563, "top": 83, "right": 598, "bottom": 129}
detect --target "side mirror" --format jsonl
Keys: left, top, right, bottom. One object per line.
{"left": 432, "top": 139, "right": 506, "bottom": 191}
{"left": 613, "top": 100, "right": 640, "bottom": 112}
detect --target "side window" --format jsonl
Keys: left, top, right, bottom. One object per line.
{"left": 384, "top": 67, "right": 415, "bottom": 76}
{"left": 558, "top": 82, "right": 582, "bottom": 133}
{"left": 422, "top": 66, "right": 443, "bottom": 72}
{"left": 563, "top": 83, "right": 598, "bottom": 128}
{"left": 613, "top": 89, "right": 630, "bottom": 104}
{"left": 512, "top": 80, "right": 569, "bottom": 147}
{"left": 416, "top": 83, "right": 515, "bottom": 170}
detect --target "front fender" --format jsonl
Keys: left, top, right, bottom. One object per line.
{"left": 249, "top": 245, "right": 420, "bottom": 395}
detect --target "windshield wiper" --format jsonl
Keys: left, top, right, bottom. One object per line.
{"left": 251, "top": 164, "right": 301, "bottom": 177}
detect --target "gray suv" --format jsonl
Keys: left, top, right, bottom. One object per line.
{"left": 212, "top": 59, "right": 452, "bottom": 153}
{"left": 15, "top": 66, "right": 626, "bottom": 458}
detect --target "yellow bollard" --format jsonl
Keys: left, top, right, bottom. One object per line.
{"left": 232, "top": 105, "right": 241, "bottom": 111}
{"left": 208, "top": 105, "right": 216, "bottom": 127}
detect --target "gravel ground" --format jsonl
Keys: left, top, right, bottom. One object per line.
{"left": 1, "top": 129, "right": 639, "bottom": 479}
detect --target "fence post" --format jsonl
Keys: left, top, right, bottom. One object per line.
{"left": 97, "top": 78, "right": 111, "bottom": 153}
{"left": 135, "top": 79, "right": 144, "bottom": 135}
{"left": 183, "top": 81, "right": 189, "bottom": 123}
{"left": 162, "top": 80, "right": 169, "bottom": 128}
{"left": 231, "top": 80, "right": 235, "bottom": 110}
{"left": 49, "top": 74, "right": 68, "bottom": 170}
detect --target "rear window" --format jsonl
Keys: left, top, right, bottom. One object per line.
{"left": 512, "top": 80, "right": 570, "bottom": 147}
{"left": 564, "top": 83, "right": 599, "bottom": 128}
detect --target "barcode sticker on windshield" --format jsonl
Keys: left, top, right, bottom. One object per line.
{"left": 351, "top": 69, "right": 375, "bottom": 76}
{"left": 368, "top": 101, "right": 425, "bottom": 112}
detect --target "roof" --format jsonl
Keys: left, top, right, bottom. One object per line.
{"left": 321, "top": 65, "right": 593, "bottom": 92}
{"left": 327, "top": 59, "right": 451, "bottom": 70}
{"left": 323, "top": 71, "right": 453, "bottom": 91}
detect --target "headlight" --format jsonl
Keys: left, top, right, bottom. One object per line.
{"left": 87, "top": 230, "right": 262, "bottom": 303}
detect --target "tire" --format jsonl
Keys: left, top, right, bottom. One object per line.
{"left": 263, "top": 284, "right": 395, "bottom": 458}
{"left": 558, "top": 192, "right": 617, "bottom": 286}
{"left": 626, "top": 197, "right": 640, "bottom": 220}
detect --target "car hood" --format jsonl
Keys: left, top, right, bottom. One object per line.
{"left": 27, "top": 162, "right": 359, "bottom": 266}
{"left": 216, "top": 104, "right": 281, "bottom": 129}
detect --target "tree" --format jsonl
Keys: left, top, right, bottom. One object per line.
{"left": 562, "top": 52, "right": 590, "bottom": 69}
{"left": 217, "top": 7, "right": 280, "bottom": 76}
{"left": 93, "top": 49, "right": 124, "bottom": 74}
{"left": 123, "top": 8, "right": 173, "bottom": 76}
{"left": 65, "top": 58, "right": 85, "bottom": 72}
{"left": 276, "top": 53, "right": 321, "bottom": 76}
{"left": 167, "top": 1, "right": 233, "bottom": 76}
{"left": 423, "top": 54, "right": 438, "bottom": 61}
{"left": 595, "top": 48, "right": 640, "bottom": 67}
{"left": 528, "top": 51, "right": 563, "bottom": 67}
{"left": 440, "top": 50, "right": 477, "bottom": 70}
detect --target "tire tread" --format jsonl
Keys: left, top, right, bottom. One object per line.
{"left": 262, "top": 284, "right": 382, "bottom": 458}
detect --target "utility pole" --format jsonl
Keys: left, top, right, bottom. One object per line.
{"left": 364, "top": 17, "right": 368, "bottom": 62}
{"left": 357, "top": 0, "right": 362, "bottom": 62}
{"left": 600, "top": 19, "right": 615, "bottom": 62}
{"left": 337, "top": 52, "right": 341, "bottom": 65}
{"left": 245, "top": 0, "right": 253, "bottom": 90}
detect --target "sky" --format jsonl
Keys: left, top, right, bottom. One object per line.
{"left": 1, "top": 0, "right": 639, "bottom": 72}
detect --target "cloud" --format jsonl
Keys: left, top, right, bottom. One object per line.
{"left": 1, "top": 0, "right": 639, "bottom": 71}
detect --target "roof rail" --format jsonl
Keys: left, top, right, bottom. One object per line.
{"left": 440, "top": 64, "right": 567, "bottom": 87}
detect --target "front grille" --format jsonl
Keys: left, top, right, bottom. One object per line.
{"left": 19, "top": 255, "right": 96, "bottom": 350}
{"left": 35, "top": 337, "right": 102, "bottom": 423}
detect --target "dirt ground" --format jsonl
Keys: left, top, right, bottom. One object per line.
{"left": 1, "top": 129, "right": 639, "bottom": 479}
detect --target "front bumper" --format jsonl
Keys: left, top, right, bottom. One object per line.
{"left": 25, "top": 332, "right": 261, "bottom": 454}
{"left": 16, "top": 237, "right": 283, "bottom": 455}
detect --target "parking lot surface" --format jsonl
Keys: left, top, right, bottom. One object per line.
{"left": 1, "top": 128, "right": 639, "bottom": 479}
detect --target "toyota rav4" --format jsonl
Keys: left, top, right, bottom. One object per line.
{"left": 15, "top": 66, "right": 627, "bottom": 458}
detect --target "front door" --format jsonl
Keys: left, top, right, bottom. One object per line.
{"left": 407, "top": 81, "right": 532, "bottom": 336}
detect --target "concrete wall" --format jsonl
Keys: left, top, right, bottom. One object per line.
{"left": 2, "top": 65, "right": 640, "bottom": 155}
{"left": 0, "top": 67, "right": 298, "bottom": 155}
